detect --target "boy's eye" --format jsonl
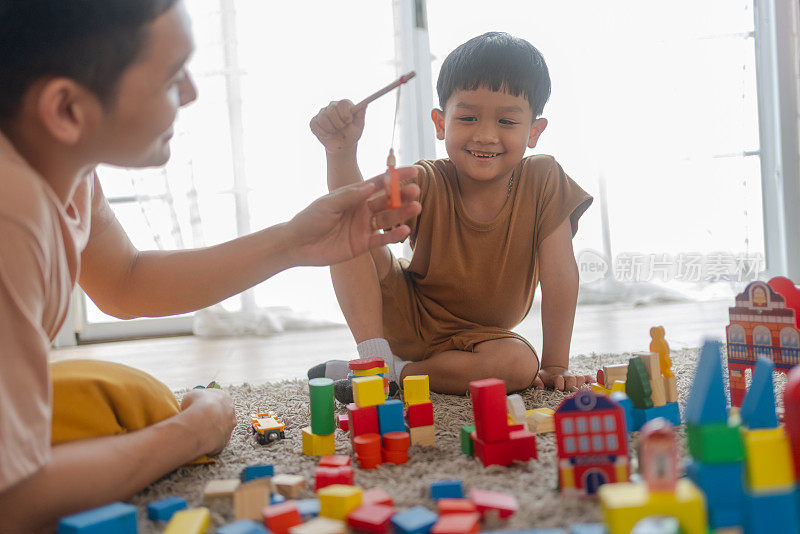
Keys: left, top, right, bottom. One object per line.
{"left": 499, "top": 119, "right": 518, "bottom": 126}
{"left": 458, "top": 116, "right": 477, "bottom": 122}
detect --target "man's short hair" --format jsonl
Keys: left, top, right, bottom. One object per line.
{"left": 0, "top": 0, "right": 178, "bottom": 122}
{"left": 436, "top": 32, "right": 551, "bottom": 117}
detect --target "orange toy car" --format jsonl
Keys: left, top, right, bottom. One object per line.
{"left": 250, "top": 411, "right": 286, "bottom": 445}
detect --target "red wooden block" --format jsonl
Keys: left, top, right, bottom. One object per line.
{"left": 407, "top": 402, "right": 434, "bottom": 428}
{"left": 362, "top": 487, "right": 394, "bottom": 507}
{"left": 337, "top": 413, "right": 349, "bottom": 431}
{"left": 469, "top": 379, "right": 509, "bottom": 443}
{"left": 357, "top": 453, "right": 382, "bottom": 470}
{"left": 382, "top": 448, "right": 408, "bottom": 465}
{"left": 468, "top": 489, "right": 518, "bottom": 520}
{"left": 320, "top": 455, "right": 351, "bottom": 467}
{"left": 437, "top": 499, "right": 477, "bottom": 515}
{"left": 315, "top": 465, "right": 354, "bottom": 491}
{"left": 382, "top": 431, "right": 410, "bottom": 451}
{"left": 349, "top": 357, "right": 386, "bottom": 371}
{"left": 508, "top": 423, "right": 526, "bottom": 432}
{"left": 508, "top": 429, "right": 537, "bottom": 461}
{"left": 347, "top": 503, "right": 396, "bottom": 534}
{"left": 353, "top": 433, "right": 381, "bottom": 455}
{"left": 262, "top": 501, "right": 302, "bottom": 534}
{"left": 348, "top": 403, "right": 380, "bottom": 437}
{"left": 471, "top": 429, "right": 537, "bottom": 467}
{"left": 431, "top": 512, "right": 481, "bottom": 534}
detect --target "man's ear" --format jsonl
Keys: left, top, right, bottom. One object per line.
{"left": 36, "top": 78, "right": 98, "bottom": 146}
{"left": 527, "top": 117, "right": 548, "bottom": 148}
{"left": 430, "top": 108, "right": 445, "bottom": 140}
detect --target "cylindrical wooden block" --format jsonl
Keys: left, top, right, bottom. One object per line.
{"left": 382, "top": 431, "right": 410, "bottom": 451}
{"left": 309, "top": 377, "right": 335, "bottom": 435}
{"left": 353, "top": 433, "right": 381, "bottom": 456}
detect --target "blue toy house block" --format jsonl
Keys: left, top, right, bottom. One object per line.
{"left": 296, "top": 498, "right": 320, "bottom": 519}
{"left": 685, "top": 340, "right": 728, "bottom": 425}
{"left": 240, "top": 464, "right": 274, "bottom": 482}
{"left": 430, "top": 480, "right": 464, "bottom": 500}
{"left": 146, "top": 496, "right": 187, "bottom": 521}
{"left": 378, "top": 399, "right": 406, "bottom": 434}
{"left": 609, "top": 392, "right": 634, "bottom": 433}
{"left": 746, "top": 488, "right": 800, "bottom": 534}
{"left": 632, "top": 402, "right": 681, "bottom": 431}
{"left": 740, "top": 357, "right": 779, "bottom": 429}
{"left": 391, "top": 505, "right": 438, "bottom": 534}
{"left": 217, "top": 519, "right": 271, "bottom": 534}
{"left": 58, "top": 502, "right": 137, "bottom": 534}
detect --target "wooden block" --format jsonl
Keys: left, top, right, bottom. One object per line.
{"left": 403, "top": 375, "right": 430, "bottom": 406}
{"left": 289, "top": 517, "right": 346, "bottom": 534}
{"left": 318, "top": 484, "right": 363, "bottom": 521}
{"left": 302, "top": 427, "right": 335, "bottom": 456}
{"left": 353, "top": 366, "right": 388, "bottom": 377}
{"left": 203, "top": 479, "right": 241, "bottom": 502}
{"left": 525, "top": 408, "right": 554, "bottom": 433}
{"left": 410, "top": 424, "right": 436, "bottom": 447}
{"left": 352, "top": 376, "right": 385, "bottom": 408}
{"left": 234, "top": 479, "right": 271, "bottom": 521}
{"left": 637, "top": 352, "right": 666, "bottom": 407}
{"left": 164, "top": 508, "right": 210, "bottom": 534}
{"left": 506, "top": 394, "right": 527, "bottom": 429}
{"left": 663, "top": 375, "right": 678, "bottom": 403}
{"left": 603, "top": 364, "right": 629, "bottom": 389}
{"left": 274, "top": 474, "right": 306, "bottom": 499}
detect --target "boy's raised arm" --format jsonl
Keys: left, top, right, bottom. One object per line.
{"left": 309, "top": 99, "right": 367, "bottom": 192}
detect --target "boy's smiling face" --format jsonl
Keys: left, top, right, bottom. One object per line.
{"left": 432, "top": 87, "right": 547, "bottom": 186}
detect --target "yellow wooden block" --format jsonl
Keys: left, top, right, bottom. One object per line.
{"left": 318, "top": 484, "right": 363, "bottom": 520}
{"left": 203, "top": 479, "right": 240, "bottom": 502}
{"left": 273, "top": 474, "right": 306, "bottom": 499}
{"left": 353, "top": 366, "right": 388, "bottom": 377}
{"left": 403, "top": 375, "right": 430, "bottom": 406}
{"left": 663, "top": 375, "right": 678, "bottom": 403}
{"left": 410, "top": 424, "right": 436, "bottom": 447}
{"left": 559, "top": 460, "right": 576, "bottom": 491}
{"left": 526, "top": 408, "right": 555, "bottom": 433}
{"left": 352, "top": 375, "right": 385, "bottom": 408}
{"left": 164, "top": 508, "right": 210, "bottom": 534}
{"left": 590, "top": 382, "right": 612, "bottom": 395}
{"left": 290, "top": 517, "right": 347, "bottom": 534}
{"left": 610, "top": 380, "right": 626, "bottom": 393}
{"left": 234, "top": 479, "right": 270, "bottom": 521}
{"left": 302, "top": 426, "right": 335, "bottom": 456}
{"left": 743, "top": 427, "right": 796, "bottom": 491}
{"left": 598, "top": 479, "right": 707, "bottom": 534}
{"left": 506, "top": 394, "right": 527, "bottom": 428}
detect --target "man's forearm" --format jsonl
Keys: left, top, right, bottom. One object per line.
{"left": 540, "top": 264, "right": 579, "bottom": 369}
{"left": 0, "top": 413, "right": 202, "bottom": 533}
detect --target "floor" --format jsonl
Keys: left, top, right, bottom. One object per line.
{"left": 50, "top": 299, "right": 731, "bottom": 390}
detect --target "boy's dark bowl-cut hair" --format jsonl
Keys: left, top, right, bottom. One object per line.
{"left": 436, "top": 32, "right": 551, "bottom": 118}
{"left": 0, "top": 0, "right": 178, "bottom": 123}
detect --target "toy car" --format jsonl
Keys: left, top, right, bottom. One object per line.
{"left": 250, "top": 411, "right": 286, "bottom": 445}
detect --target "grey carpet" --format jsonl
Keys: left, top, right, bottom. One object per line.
{"left": 130, "top": 347, "right": 788, "bottom": 532}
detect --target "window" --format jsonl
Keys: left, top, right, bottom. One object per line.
{"left": 578, "top": 436, "right": 590, "bottom": 453}
{"left": 590, "top": 416, "right": 602, "bottom": 433}
{"left": 592, "top": 435, "right": 604, "bottom": 452}
{"left": 561, "top": 418, "right": 574, "bottom": 435}
{"left": 564, "top": 437, "right": 576, "bottom": 454}
{"left": 603, "top": 415, "right": 616, "bottom": 432}
{"left": 576, "top": 417, "right": 588, "bottom": 434}
{"left": 606, "top": 434, "right": 619, "bottom": 451}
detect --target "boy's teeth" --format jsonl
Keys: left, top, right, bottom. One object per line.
{"left": 469, "top": 150, "right": 498, "bottom": 158}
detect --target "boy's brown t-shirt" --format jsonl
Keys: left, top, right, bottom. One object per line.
{"left": 381, "top": 155, "right": 592, "bottom": 359}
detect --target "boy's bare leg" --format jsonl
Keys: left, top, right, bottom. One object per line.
{"left": 330, "top": 254, "right": 384, "bottom": 343}
{"left": 399, "top": 338, "right": 539, "bottom": 394}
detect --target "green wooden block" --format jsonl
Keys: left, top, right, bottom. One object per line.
{"left": 460, "top": 425, "right": 475, "bottom": 456}
{"left": 625, "top": 357, "right": 653, "bottom": 409}
{"left": 686, "top": 422, "right": 744, "bottom": 463}
{"left": 309, "top": 378, "right": 335, "bottom": 435}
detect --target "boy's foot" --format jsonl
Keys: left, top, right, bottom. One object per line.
{"left": 333, "top": 378, "right": 401, "bottom": 405}
{"left": 307, "top": 360, "right": 350, "bottom": 381}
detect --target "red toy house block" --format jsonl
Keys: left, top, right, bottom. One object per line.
{"left": 337, "top": 413, "right": 349, "bottom": 431}
{"left": 349, "top": 358, "right": 386, "bottom": 371}
{"left": 346, "top": 503, "right": 396, "bottom": 534}
{"left": 469, "top": 379, "right": 510, "bottom": 443}
{"left": 407, "top": 402, "right": 434, "bottom": 428}
{"left": 362, "top": 487, "right": 393, "bottom": 507}
{"left": 468, "top": 489, "right": 518, "bottom": 520}
{"left": 431, "top": 512, "right": 481, "bottom": 534}
{"left": 262, "top": 501, "right": 302, "bottom": 534}
{"left": 437, "top": 499, "right": 477, "bottom": 515}
{"left": 320, "top": 455, "right": 351, "bottom": 467}
{"left": 347, "top": 403, "right": 379, "bottom": 437}
{"left": 315, "top": 466, "right": 354, "bottom": 491}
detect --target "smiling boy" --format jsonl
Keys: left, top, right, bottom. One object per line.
{"left": 310, "top": 32, "right": 593, "bottom": 398}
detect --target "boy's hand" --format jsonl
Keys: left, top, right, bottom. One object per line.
{"left": 309, "top": 100, "right": 366, "bottom": 153}
{"left": 180, "top": 388, "right": 236, "bottom": 456}
{"left": 285, "top": 168, "right": 421, "bottom": 266}
{"left": 533, "top": 365, "right": 593, "bottom": 392}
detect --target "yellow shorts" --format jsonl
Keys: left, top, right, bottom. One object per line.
{"left": 379, "top": 253, "right": 536, "bottom": 362}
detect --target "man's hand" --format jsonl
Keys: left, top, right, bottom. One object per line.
{"left": 309, "top": 99, "right": 366, "bottom": 153}
{"left": 533, "top": 365, "right": 593, "bottom": 392}
{"left": 180, "top": 388, "right": 236, "bottom": 456}
{"left": 284, "top": 168, "right": 421, "bottom": 267}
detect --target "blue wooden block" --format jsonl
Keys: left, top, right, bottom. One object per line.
{"left": 146, "top": 496, "right": 187, "bottom": 521}
{"left": 708, "top": 506, "right": 745, "bottom": 530}
{"left": 430, "top": 480, "right": 463, "bottom": 500}
{"left": 740, "top": 357, "right": 779, "bottom": 429}
{"left": 685, "top": 460, "right": 745, "bottom": 511}
{"left": 378, "top": 399, "right": 406, "bottom": 434}
{"left": 241, "top": 464, "right": 274, "bottom": 482}
{"left": 58, "top": 502, "right": 137, "bottom": 534}
{"left": 270, "top": 493, "right": 286, "bottom": 505}
{"left": 746, "top": 488, "right": 800, "bottom": 534}
{"left": 390, "top": 505, "right": 438, "bottom": 534}
{"left": 217, "top": 519, "right": 271, "bottom": 533}
{"left": 609, "top": 392, "right": 634, "bottom": 433}
{"left": 296, "top": 498, "right": 320, "bottom": 518}
{"left": 685, "top": 340, "right": 728, "bottom": 425}
{"left": 570, "top": 524, "right": 606, "bottom": 534}
{"left": 632, "top": 402, "right": 681, "bottom": 431}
